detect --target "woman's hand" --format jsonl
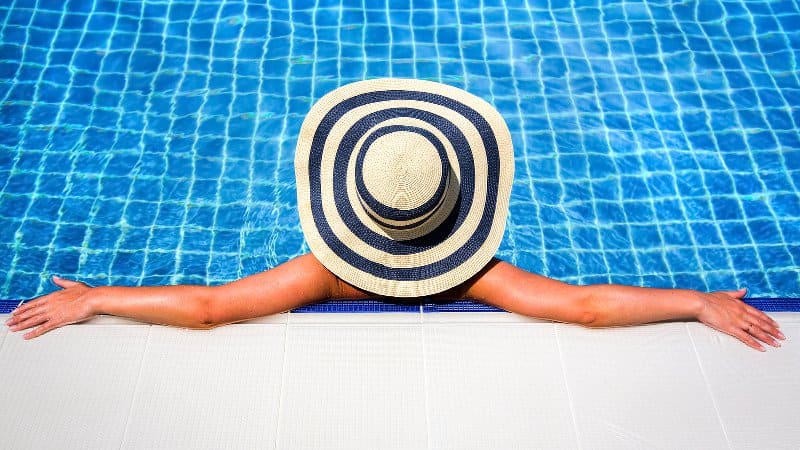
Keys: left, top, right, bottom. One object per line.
{"left": 5, "top": 276, "right": 97, "bottom": 340}
{"left": 695, "top": 288, "right": 785, "bottom": 352}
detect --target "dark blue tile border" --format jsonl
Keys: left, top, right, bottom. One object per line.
{"left": 423, "top": 300, "right": 504, "bottom": 312}
{"left": 292, "top": 299, "right": 421, "bottom": 313}
{"left": 2, "top": 298, "right": 799, "bottom": 315}
{"left": 741, "top": 298, "right": 800, "bottom": 313}
{"left": 1, "top": 300, "right": 23, "bottom": 314}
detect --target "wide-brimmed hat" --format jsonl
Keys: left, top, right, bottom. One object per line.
{"left": 295, "top": 78, "right": 514, "bottom": 297}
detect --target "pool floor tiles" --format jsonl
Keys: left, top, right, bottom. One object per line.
{"left": 0, "top": 313, "right": 798, "bottom": 449}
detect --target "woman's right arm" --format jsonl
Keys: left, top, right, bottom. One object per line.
{"left": 460, "top": 258, "right": 784, "bottom": 352}
{"left": 6, "top": 253, "right": 347, "bottom": 340}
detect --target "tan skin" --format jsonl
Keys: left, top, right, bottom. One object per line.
{"left": 5, "top": 253, "right": 785, "bottom": 351}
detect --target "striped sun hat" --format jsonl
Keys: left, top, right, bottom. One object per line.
{"left": 295, "top": 78, "right": 514, "bottom": 297}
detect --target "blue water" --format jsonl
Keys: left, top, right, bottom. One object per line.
{"left": 1, "top": 0, "right": 799, "bottom": 306}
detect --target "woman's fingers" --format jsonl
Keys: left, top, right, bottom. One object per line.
{"left": 746, "top": 321, "right": 781, "bottom": 348}
{"left": 737, "top": 299, "right": 779, "bottom": 326}
{"left": 21, "top": 322, "right": 60, "bottom": 340}
{"left": 10, "top": 285, "right": 69, "bottom": 317}
{"left": 728, "top": 306, "right": 784, "bottom": 350}
{"left": 9, "top": 277, "right": 83, "bottom": 317}
{"left": 721, "top": 288, "right": 747, "bottom": 299}
{"left": 7, "top": 302, "right": 45, "bottom": 326}
{"left": 730, "top": 326, "right": 767, "bottom": 352}
{"left": 746, "top": 312, "right": 784, "bottom": 344}
{"left": 743, "top": 302, "right": 784, "bottom": 335}
{"left": 8, "top": 301, "right": 74, "bottom": 339}
{"left": 8, "top": 310, "right": 49, "bottom": 333}
{"left": 8, "top": 298, "right": 50, "bottom": 326}
{"left": 11, "top": 296, "right": 46, "bottom": 315}
{"left": 8, "top": 291, "right": 60, "bottom": 320}
{"left": 52, "top": 276, "right": 85, "bottom": 289}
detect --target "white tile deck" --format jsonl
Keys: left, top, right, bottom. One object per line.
{"left": 424, "top": 323, "right": 578, "bottom": 449}
{"left": 120, "top": 325, "right": 286, "bottom": 449}
{"left": 556, "top": 322, "right": 728, "bottom": 449}
{"left": 0, "top": 312, "right": 797, "bottom": 450}
{"left": 0, "top": 323, "right": 150, "bottom": 449}
{"left": 277, "top": 324, "right": 427, "bottom": 449}
{"left": 687, "top": 321, "right": 800, "bottom": 450}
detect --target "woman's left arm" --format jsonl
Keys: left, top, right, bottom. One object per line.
{"left": 461, "top": 259, "right": 785, "bottom": 352}
{"left": 5, "top": 253, "right": 345, "bottom": 339}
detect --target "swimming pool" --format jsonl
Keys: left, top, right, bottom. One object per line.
{"left": 0, "top": 0, "right": 798, "bottom": 310}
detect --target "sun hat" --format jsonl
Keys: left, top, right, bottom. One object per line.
{"left": 295, "top": 78, "right": 514, "bottom": 297}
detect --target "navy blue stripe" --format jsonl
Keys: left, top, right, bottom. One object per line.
{"left": 359, "top": 196, "right": 446, "bottom": 231}
{"left": 355, "top": 125, "right": 449, "bottom": 223}
{"left": 3, "top": 299, "right": 799, "bottom": 315}
{"left": 308, "top": 90, "right": 500, "bottom": 282}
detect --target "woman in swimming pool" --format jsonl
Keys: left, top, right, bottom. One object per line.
{"left": 4, "top": 253, "right": 784, "bottom": 351}
{"left": 4, "top": 79, "right": 786, "bottom": 351}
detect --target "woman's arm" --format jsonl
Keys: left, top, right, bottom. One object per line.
{"left": 461, "top": 259, "right": 785, "bottom": 352}
{"left": 5, "top": 253, "right": 345, "bottom": 340}
{"left": 7, "top": 253, "right": 786, "bottom": 351}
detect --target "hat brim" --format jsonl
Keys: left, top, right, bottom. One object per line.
{"left": 295, "top": 78, "right": 514, "bottom": 297}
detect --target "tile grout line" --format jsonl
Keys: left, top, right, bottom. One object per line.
{"left": 119, "top": 325, "right": 152, "bottom": 450}
{"left": 0, "top": 325, "right": 7, "bottom": 354}
{"left": 554, "top": 323, "right": 582, "bottom": 450}
{"left": 272, "top": 318, "right": 291, "bottom": 450}
{"left": 419, "top": 304, "right": 431, "bottom": 450}
{"left": 685, "top": 322, "right": 732, "bottom": 450}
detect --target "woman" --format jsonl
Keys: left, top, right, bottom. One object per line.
{"left": 5, "top": 79, "right": 785, "bottom": 351}
{"left": 5, "top": 254, "right": 783, "bottom": 352}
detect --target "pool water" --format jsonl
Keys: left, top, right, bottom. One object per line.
{"left": 0, "top": 0, "right": 798, "bottom": 305}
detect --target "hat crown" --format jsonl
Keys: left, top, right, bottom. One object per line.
{"left": 355, "top": 127, "right": 454, "bottom": 236}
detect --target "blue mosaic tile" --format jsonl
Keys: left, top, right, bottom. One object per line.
{"left": 0, "top": 0, "right": 797, "bottom": 309}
